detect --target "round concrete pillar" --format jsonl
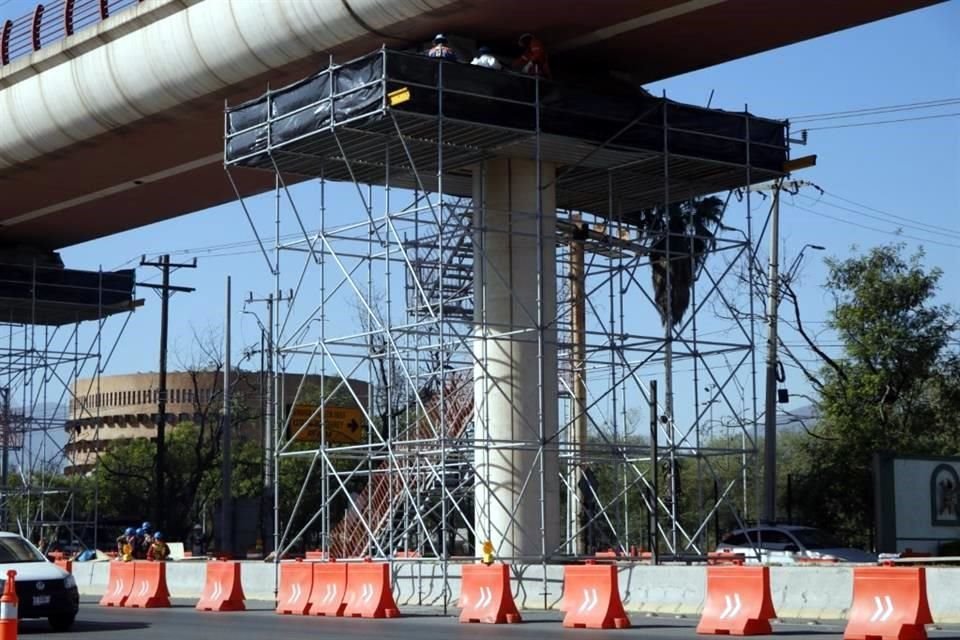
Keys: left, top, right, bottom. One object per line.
{"left": 472, "top": 157, "right": 559, "bottom": 560}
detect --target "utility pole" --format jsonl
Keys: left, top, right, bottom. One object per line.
{"left": 139, "top": 255, "right": 196, "bottom": 532}
{"left": 649, "top": 380, "right": 658, "bottom": 565}
{"left": 762, "top": 180, "right": 782, "bottom": 525}
{"left": 749, "top": 157, "right": 817, "bottom": 526}
{"left": 0, "top": 387, "right": 9, "bottom": 531}
{"left": 568, "top": 215, "right": 587, "bottom": 555}
{"left": 247, "top": 292, "right": 275, "bottom": 553}
{"left": 222, "top": 276, "right": 233, "bottom": 556}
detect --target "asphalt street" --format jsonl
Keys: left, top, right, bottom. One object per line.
{"left": 17, "top": 598, "right": 960, "bottom": 640}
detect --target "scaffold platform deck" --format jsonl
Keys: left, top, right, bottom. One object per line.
{"left": 225, "top": 48, "right": 787, "bottom": 216}
{"left": 0, "top": 264, "right": 138, "bottom": 326}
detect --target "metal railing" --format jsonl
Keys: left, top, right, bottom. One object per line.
{"left": 1, "top": 0, "right": 140, "bottom": 67}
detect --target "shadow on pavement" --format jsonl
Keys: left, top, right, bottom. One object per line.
{"left": 19, "top": 619, "right": 151, "bottom": 634}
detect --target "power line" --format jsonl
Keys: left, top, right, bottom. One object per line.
{"left": 782, "top": 201, "right": 960, "bottom": 250}
{"left": 819, "top": 190, "right": 960, "bottom": 239}
{"left": 789, "top": 97, "right": 960, "bottom": 122}
{"left": 794, "top": 193, "right": 960, "bottom": 242}
{"left": 799, "top": 112, "right": 960, "bottom": 132}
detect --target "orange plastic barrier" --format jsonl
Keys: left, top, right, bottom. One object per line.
{"left": 100, "top": 561, "right": 136, "bottom": 607}
{"left": 696, "top": 566, "right": 777, "bottom": 635}
{"left": 343, "top": 560, "right": 400, "bottom": 618}
{"left": 54, "top": 559, "right": 73, "bottom": 574}
{"left": 308, "top": 561, "right": 347, "bottom": 617}
{"left": 276, "top": 560, "right": 313, "bottom": 615}
{"left": 459, "top": 564, "right": 521, "bottom": 624}
{"left": 196, "top": 560, "right": 246, "bottom": 612}
{"left": 562, "top": 563, "right": 630, "bottom": 629}
{"left": 844, "top": 567, "right": 932, "bottom": 640}
{"left": 125, "top": 561, "right": 171, "bottom": 608}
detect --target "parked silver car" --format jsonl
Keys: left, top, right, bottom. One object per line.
{"left": 717, "top": 525, "right": 877, "bottom": 563}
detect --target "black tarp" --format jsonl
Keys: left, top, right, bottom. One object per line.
{"left": 0, "top": 265, "right": 136, "bottom": 325}
{"left": 227, "top": 55, "right": 384, "bottom": 163}
{"left": 225, "top": 49, "right": 786, "bottom": 172}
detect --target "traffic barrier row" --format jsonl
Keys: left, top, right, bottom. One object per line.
{"left": 98, "top": 558, "right": 938, "bottom": 639}
{"left": 99, "top": 561, "right": 170, "bottom": 608}
{"left": 277, "top": 558, "right": 400, "bottom": 618}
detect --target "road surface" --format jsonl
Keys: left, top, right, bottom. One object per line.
{"left": 17, "top": 598, "right": 959, "bottom": 639}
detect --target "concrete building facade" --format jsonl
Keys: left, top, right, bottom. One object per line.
{"left": 65, "top": 371, "right": 367, "bottom": 474}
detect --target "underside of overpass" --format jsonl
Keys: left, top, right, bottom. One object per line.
{"left": 0, "top": 0, "right": 944, "bottom": 250}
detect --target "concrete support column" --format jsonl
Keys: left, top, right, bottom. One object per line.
{"left": 473, "top": 157, "right": 559, "bottom": 560}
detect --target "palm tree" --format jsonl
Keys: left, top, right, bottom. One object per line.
{"left": 644, "top": 196, "right": 726, "bottom": 328}
{"left": 630, "top": 195, "right": 725, "bottom": 548}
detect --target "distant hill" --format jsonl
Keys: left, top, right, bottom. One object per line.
{"left": 778, "top": 404, "right": 819, "bottom": 434}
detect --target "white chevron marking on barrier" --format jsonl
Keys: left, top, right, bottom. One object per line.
{"left": 210, "top": 580, "right": 223, "bottom": 601}
{"left": 870, "top": 595, "right": 895, "bottom": 623}
{"left": 720, "top": 593, "right": 742, "bottom": 619}
{"left": 112, "top": 579, "right": 124, "bottom": 597}
{"left": 476, "top": 586, "right": 492, "bottom": 608}
{"left": 288, "top": 583, "right": 302, "bottom": 604}
{"left": 881, "top": 596, "right": 895, "bottom": 623}
{"left": 322, "top": 583, "right": 337, "bottom": 604}
{"left": 578, "top": 587, "right": 598, "bottom": 613}
{"left": 361, "top": 583, "right": 374, "bottom": 604}
{"left": 137, "top": 580, "right": 149, "bottom": 597}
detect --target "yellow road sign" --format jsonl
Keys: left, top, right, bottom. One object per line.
{"left": 288, "top": 404, "right": 365, "bottom": 444}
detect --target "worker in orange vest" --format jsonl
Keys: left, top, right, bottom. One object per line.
{"left": 514, "top": 33, "right": 551, "bottom": 78}
{"left": 147, "top": 532, "right": 170, "bottom": 561}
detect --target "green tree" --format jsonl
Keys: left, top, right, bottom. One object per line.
{"left": 791, "top": 245, "right": 960, "bottom": 546}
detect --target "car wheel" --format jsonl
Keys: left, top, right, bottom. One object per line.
{"left": 48, "top": 613, "right": 77, "bottom": 632}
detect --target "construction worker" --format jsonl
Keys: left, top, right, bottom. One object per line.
{"left": 147, "top": 532, "right": 170, "bottom": 561}
{"left": 470, "top": 46, "right": 502, "bottom": 70}
{"left": 428, "top": 34, "right": 457, "bottom": 62}
{"left": 133, "top": 528, "right": 148, "bottom": 559}
{"left": 116, "top": 527, "right": 134, "bottom": 555}
{"left": 514, "top": 33, "right": 551, "bottom": 78}
{"left": 141, "top": 521, "right": 155, "bottom": 547}
{"left": 120, "top": 528, "right": 136, "bottom": 563}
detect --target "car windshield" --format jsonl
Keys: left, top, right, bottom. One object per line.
{"left": 0, "top": 537, "right": 45, "bottom": 563}
{"left": 791, "top": 529, "right": 844, "bottom": 549}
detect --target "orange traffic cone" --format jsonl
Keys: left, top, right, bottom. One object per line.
{"left": 0, "top": 569, "right": 18, "bottom": 640}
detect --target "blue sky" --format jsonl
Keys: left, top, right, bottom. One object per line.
{"left": 2, "top": 1, "right": 958, "bottom": 433}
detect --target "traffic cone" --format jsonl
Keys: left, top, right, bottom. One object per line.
{"left": 0, "top": 569, "right": 18, "bottom": 640}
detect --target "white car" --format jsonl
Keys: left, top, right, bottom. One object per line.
{"left": 717, "top": 525, "right": 877, "bottom": 564}
{"left": 0, "top": 532, "right": 79, "bottom": 631}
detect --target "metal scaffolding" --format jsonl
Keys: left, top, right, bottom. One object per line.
{"left": 225, "top": 48, "right": 787, "bottom": 581}
{"left": 0, "top": 261, "right": 135, "bottom": 550}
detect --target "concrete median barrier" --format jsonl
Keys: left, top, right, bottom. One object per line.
{"left": 771, "top": 565, "right": 853, "bottom": 621}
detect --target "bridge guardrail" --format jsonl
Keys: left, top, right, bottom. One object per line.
{"left": 1, "top": 0, "right": 140, "bottom": 67}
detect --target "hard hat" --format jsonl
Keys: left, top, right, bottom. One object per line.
{"left": 433, "top": 33, "right": 447, "bottom": 44}
{"left": 141, "top": 521, "right": 152, "bottom": 532}
{"left": 154, "top": 532, "right": 164, "bottom": 541}
{"left": 124, "top": 527, "right": 135, "bottom": 536}
{"left": 135, "top": 528, "right": 143, "bottom": 536}
{"left": 518, "top": 33, "right": 533, "bottom": 46}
